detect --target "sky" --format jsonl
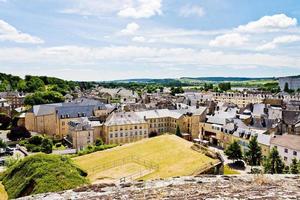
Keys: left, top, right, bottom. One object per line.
{"left": 0, "top": 0, "right": 300, "bottom": 81}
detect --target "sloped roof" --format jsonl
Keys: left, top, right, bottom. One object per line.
{"left": 136, "top": 109, "right": 183, "bottom": 119}
{"left": 271, "top": 134, "right": 300, "bottom": 151}
{"left": 104, "top": 112, "right": 146, "bottom": 126}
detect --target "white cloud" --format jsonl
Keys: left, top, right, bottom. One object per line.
{"left": 120, "top": 22, "right": 140, "bottom": 35}
{"left": 179, "top": 4, "right": 205, "bottom": 17}
{"left": 118, "top": 0, "right": 162, "bottom": 18}
{"left": 62, "top": 0, "right": 131, "bottom": 16}
{"left": 0, "top": 20, "right": 44, "bottom": 44}
{"left": 256, "top": 35, "right": 300, "bottom": 51}
{"left": 0, "top": 45, "right": 299, "bottom": 69}
{"left": 236, "top": 14, "right": 297, "bottom": 33}
{"left": 132, "top": 36, "right": 145, "bottom": 42}
{"left": 209, "top": 33, "right": 248, "bottom": 47}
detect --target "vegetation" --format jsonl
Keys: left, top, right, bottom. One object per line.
{"left": 20, "top": 136, "right": 53, "bottom": 153}
{"left": 0, "top": 114, "right": 11, "bottom": 130}
{"left": 224, "top": 141, "right": 243, "bottom": 162}
{"left": 175, "top": 125, "right": 182, "bottom": 138}
{"left": 263, "top": 147, "right": 285, "bottom": 174}
{"left": 73, "top": 135, "right": 218, "bottom": 182}
{"left": 170, "top": 86, "right": 184, "bottom": 96}
{"left": 244, "top": 136, "right": 262, "bottom": 166}
{"left": 24, "top": 91, "right": 65, "bottom": 106}
{"left": 289, "top": 158, "right": 299, "bottom": 174}
{"left": 0, "top": 139, "right": 7, "bottom": 149}
{"left": 218, "top": 82, "right": 231, "bottom": 92}
{"left": 7, "top": 126, "right": 31, "bottom": 141}
{"left": 0, "top": 154, "right": 88, "bottom": 199}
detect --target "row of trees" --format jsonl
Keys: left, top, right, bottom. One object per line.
{"left": 225, "top": 136, "right": 300, "bottom": 174}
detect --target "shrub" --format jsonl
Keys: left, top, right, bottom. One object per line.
{"left": 7, "top": 126, "right": 31, "bottom": 141}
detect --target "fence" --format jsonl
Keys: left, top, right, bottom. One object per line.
{"left": 91, "top": 155, "right": 159, "bottom": 183}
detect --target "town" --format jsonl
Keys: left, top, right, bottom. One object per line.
{"left": 0, "top": 73, "right": 300, "bottom": 198}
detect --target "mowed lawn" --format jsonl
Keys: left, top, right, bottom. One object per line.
{"left": 73, "top": 134, "right": 218, "bottom": 181}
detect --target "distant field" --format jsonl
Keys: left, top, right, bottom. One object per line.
{"left": 73, "top": 135, "right": 218, "bottom": 183}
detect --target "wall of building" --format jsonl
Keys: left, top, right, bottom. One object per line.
{"left": 270, "top": 144, "right": 300, "bottom": 165}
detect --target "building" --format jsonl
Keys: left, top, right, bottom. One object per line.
{"left": 68, "top": 117, "right": 95, "bottom": 150}
{"left": 25, "top": 98, "right": 114, "bottom": 139}
{"left": 0, "top": 98, "right": 11, "bottom": 116}
{"left": 270, "top": 134, "right": 300, "bottom": 165}
{"left": 103, "top": 112, "right": 149, "bottom": 144}
{"left": 279, "top": 76, "right": 300, "bottom": 91}
{"left": 0, "top": 92, "right": 25, "bottom": 110}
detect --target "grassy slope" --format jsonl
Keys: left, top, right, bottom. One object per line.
{"left": 1, "top": 154, "right": 88, "bottom": 199}
{"left": 74, "top": 135, "right": 218, "bottom": 181}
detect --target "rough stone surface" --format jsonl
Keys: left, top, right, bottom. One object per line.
{"left": 18, "top": 175, "right": 300, "bottom": 200}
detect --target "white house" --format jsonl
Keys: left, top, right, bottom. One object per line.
{"left": 270, "top": 134, "right": 300, "bottom": 165}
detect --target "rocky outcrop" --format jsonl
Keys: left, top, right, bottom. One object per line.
{"left": 19, "top": 175, "right": 300, "bottom": 200}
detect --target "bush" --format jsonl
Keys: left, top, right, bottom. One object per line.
{"left": 7, "top": 126, "right": 31, "bottom": 141}
{"left": 55, "top": 143, "right": 62, "bottom": 148}
{"left": 95, "top": 138, "right": 103, "bottom": 146}
{"left": 0, "top": 114, "right": 11, "bottom": 130}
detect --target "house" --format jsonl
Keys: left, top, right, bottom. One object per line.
{"left": 270, "top": 134, "right": 300, "bottom": 165}
{"left": 68, "top": 118, "right": 94, "bottom": 150}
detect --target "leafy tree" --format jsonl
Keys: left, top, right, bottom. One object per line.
{"left": 17, "top": 79, "right": 27, "bottom": 92}
{"left": 218, "top": 82, "right": 231, "bottom": 92}
{"left": 41, "top": 138, "right": 53, "bottom": 154}
{"left": 290, "top": 158, "right": 299, "bottom": 174}
{"left": 284, "top": 82, "right": 289, "bottom": 92}
{"left": 24, "top": 91, "right": 65, "bottom": 106}
{"left": 245, "top": 136, "right": 262, "bottom": 166}
{"left": 26, "top": 77, "right": 45, "bottom": 92}
{"left": 7, "top": 126, "right": 31, "bottom": 141}
{"left": 0, "top": 80, "right": 11, "bottom": 92}
{"left": 0, "top": 138, "right": 7, "bottom": 149}
{"left": 0, "top": 113, "right": 11, "bottom": 129}
{"left": 175, "top": 125, "right": 182, "bottom": 138}
{"left": 170, "top": 87, "right": 184, "bottom": 96}
{"left": 28, "top": 135, "right": 44, "bottom": 145}
{"left": 263, "top": 147, "right": 285, "bottom": 174}
{"left": 95, "top": 138, "right": 104, "bottom": 146}
{"left": 224, "top": 140, "right": 243, "bottom": 162}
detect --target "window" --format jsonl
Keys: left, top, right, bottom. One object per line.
{"left": 62, "top": 121, "right": 65, "bottom": 126}
{"left": 284, "top": 148, "right": 288, "bottom": 153}
{"left": 120, "top": 133, "right": 123, "bottom": 137}
{"left": 284, "top": 156, "right": 287, "bottom": 161}
{"left": 110, "top": 134, "right": 113, "bottom": 138}
{"left": 115, "top": 133, "right": 118, "bottom": 137}
{"left": 135, "top": 126, "right": 137, "bottom": 129}
{"left": 293, "top": 151, "right": 297, "bottom": 156}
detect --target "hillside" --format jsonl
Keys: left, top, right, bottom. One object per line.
{"left": 73, "top": 135, "right": 219, "bottom": 183}
{"left": 0, "top": 154, "right": 88, "bottom": 199}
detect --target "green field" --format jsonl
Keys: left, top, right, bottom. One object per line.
{"left": 73, "top": 134, "right": 218, "bottom": 182}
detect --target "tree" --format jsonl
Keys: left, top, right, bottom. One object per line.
{"left": 245, "top": 136, "right": 262, "bottom": 166}
{"left": 218, "top": 82, "right": 231, "bottom": 92}
{"left": 224, "top": 140, "right": 243, "bottom": 162}
{"left": 17, "top": 80, "right": 27, "bottom": 92}
{"left": 176, "top": 125, "right": 182, "bottom": 138}
{"left": 284, "top": 82, "right": 289, "bottom": 92}
{"left": 24, "top": 91, "right": 65, "bottom": 106}
{"left": 41, "top": 138, "right": 53, "bottom": 154}
{"left": 263, "top": 147, "right": 285, "bottom": 174}
{"left": 7, "top": 126, "right": 31, "bottom": 141}
{"left": 290, "top": 158, "right": 299, "bottom": 174}
{"left": 0, "top": 114, "right": 11, "bottom": 129}
{"left": 0, "top": 138, "right": 7, "bottom": 149}
{"left": 26, "top": 77, "right": 45, "bottom": 92}
{"left": 95, "top": 138, "right": 104, "bottom": 146}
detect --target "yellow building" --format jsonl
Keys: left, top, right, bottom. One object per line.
{"left": 25, "top": 99, "right": 114, "bottom": 139}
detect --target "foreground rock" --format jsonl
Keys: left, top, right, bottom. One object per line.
{"left": 19, "top": 175, "right": 300, "bottom": 200}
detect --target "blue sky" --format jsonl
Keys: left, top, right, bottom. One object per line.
{"left": 0, "top": 0, "right": 300, "bottom": 81}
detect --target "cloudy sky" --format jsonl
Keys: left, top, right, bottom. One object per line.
{"left": 0, "top": 0, "right": 300, "bottom": 81}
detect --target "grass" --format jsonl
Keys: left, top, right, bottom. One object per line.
{"left": 224, "top": 165, "right": 240, "bottom": 175}
{"left": 73, "top": 134, "right": 218, "bottom": 182}
{"left": 0, "top": 183, "right": 8, "bottom": 200}
{"left": 0, "top": 153, "right": 88, "bottom": 199}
